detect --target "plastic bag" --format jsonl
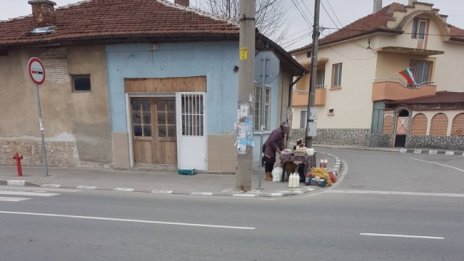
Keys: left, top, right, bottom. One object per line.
{"left": 271, "top": 166, "right": 283, "bottom": 182}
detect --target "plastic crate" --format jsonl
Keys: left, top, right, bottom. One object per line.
{"left": 178, "top": 169, "right": 196, "bottom": 176}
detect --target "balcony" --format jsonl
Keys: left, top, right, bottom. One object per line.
{"left": 372, "top": 81, "right": 436, "bottom": 101}
{"left": 292, "top": 88, "right": 326, "bottom": 107}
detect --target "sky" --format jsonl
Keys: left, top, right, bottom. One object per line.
{"left": 1, "top": 0, "right": 463, "bottom": 51}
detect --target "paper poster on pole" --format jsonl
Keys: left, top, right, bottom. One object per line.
{"left": 306, "top": 122, "right": 317, "bottom": 137}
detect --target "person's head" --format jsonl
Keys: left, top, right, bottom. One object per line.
{"left": 280, "top": 121, "right": 289, "bottom": 133}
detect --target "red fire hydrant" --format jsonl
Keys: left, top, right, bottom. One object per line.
{"left": 12, "top": 152, "right": 23, "bottom": 177}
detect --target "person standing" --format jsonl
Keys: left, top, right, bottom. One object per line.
{"left": 263, "top": 122, "right": 288, "bottom": 180}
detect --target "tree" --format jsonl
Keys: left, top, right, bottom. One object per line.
{"left": 193, "top": 0, "right": 288, "bottom": 44}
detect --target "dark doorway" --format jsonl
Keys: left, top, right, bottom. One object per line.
{"left": 394, "top": 135, "right": 406, "bottom": 147}
{"left": 394, "top": 109, "right": 409, "bottom": 147}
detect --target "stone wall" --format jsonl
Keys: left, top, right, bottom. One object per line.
{"left": 369, "top": 134, "right": 393, "bottom": 147}
{"left": 313, "top": 129, "right": 371, "bottom": 146}
{"left": 289, "top": 128, "right": 463, "bottom": 151}
{"left": 0, "top": 139, "right": 78, "bottom": 167}
{"left": 406, "top": 136, "right": 464, "bottom": 150}
{"left": 289, "top": 128, "right": 393, "bottom": 148}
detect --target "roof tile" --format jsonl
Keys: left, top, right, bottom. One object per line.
{"left": 0, "top": 0, "right": 239, "bottom": 48}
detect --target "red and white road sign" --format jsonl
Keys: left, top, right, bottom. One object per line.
{"left": 28, "top": 57, "right": 46, "bottom": 85}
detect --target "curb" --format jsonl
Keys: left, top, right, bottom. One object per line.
{"left": 399, "top": 148, "right": 464, "bottom": 156}
{"left": 1, "top": 181, "right": 322, "bottom": 198}
{"left": 315, "top": 145, "right": 463, "bottom": 156}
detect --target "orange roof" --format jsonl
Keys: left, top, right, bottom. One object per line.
{"left": 0, "top": 0, "right": 239, "bottom": 48}
{"left": 387, "top": 91, "right": 464, "bottom": 105}
{"left": 291, "top": 2, "right": 464, "bottom": 53}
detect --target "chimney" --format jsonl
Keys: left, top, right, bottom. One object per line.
{"left": 373, "top": 0, "right": 382, "bottom": 13}
{"left": 408, "top": 0, "right": 417, "bottom": 5}
{"left": 174, "top": 0, "right": 189, "bottom": 7}
{"left": 28, "top": 0, "right": 56, "bottom": 28}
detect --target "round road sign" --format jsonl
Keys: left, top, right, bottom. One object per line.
{"left": 28, "top": 57, "right": 46, "bottom": 85}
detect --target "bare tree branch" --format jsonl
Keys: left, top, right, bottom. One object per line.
{"left": 193, "top": 0, "right": 288, "bottom": 45}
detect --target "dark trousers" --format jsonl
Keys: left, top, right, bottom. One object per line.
{"left": 263, "top": 156, "right": 275, "bottom": 172}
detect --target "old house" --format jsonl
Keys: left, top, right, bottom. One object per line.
{"left": 0, "top": 0, "right": 304, "bottom": 171}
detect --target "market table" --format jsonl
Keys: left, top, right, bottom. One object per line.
{"left": 279, "top": 153, "right": 317, "bottom": 182}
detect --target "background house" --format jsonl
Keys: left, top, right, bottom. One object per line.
{"left": 0, "top": 0, "right": 304, "bottom": 172}
{"left": 290, "top": 0, "right": 464, "bottom": 150}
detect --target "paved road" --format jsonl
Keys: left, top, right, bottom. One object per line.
{"left": 0, "top": 149, "right": 463, "bottom": 261}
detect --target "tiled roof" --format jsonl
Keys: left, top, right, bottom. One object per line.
{"left": 291, "top": 3, "right": 405, "bottom": 53}
{"left": 291, "top": 2, "right": 464, "bottom": 53}
{"left": 318, "top": 3, "right": 405, "bottom": 46}
{"left": 0, "top": 0, "right": 240, "bottom": 48}
{"left": 448, "top": 24, "right": 464, "bottom": 42}
{"left": 387, "top": 91, "right": 464, "bottom": 105}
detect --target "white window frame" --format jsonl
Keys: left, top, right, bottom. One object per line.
{"left": 300, "top": 110, "right": 307, "bottom": 129}
{"left": 316, "top": 69, "right": 325, "bottom": 88}
{"left": 254, "top": 84, "right": 271, "bottom": 131}
{"left": 410, "top": 60, "right": 432, "bottom": 85}
{"left": 332, "top": 63, "right": 342, "bottom": 88}
{"left": 412, "top": 19, "right": 427, "bottom": 40}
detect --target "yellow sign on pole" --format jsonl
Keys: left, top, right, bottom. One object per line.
{"left": 240, "top": 47, "right": 248, "bottom": 60}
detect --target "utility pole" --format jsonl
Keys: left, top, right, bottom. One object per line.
{"left": 227, "top": 0, "right": 231, "bottom": 18}
{"left": 305, "top": 0, "right": 321, "bottom": 148}
{"left": 235, "top": 0, "right": 256, "bottom": 192}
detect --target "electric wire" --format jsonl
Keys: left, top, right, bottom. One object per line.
{"left": 290, "top": 0, "right": 313, "bottom": 29}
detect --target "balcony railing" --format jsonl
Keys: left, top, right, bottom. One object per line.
{"left": 372, "top": 81, "right": 436, "bottom": 101}
{"left": 292, "top": 88, "right": 326, "bottom": 107}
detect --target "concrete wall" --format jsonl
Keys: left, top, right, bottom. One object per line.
{"left": 0, "top": 46, "right": 111, "bottom": 167}
{"left": 293, "top": 40, "right": 378, "bottom": 130}
{"left": 378, "top": 5, "right": 464, "bottom": 92}
{"left": 290, "top": 3, "right": 464, "bottom": 150}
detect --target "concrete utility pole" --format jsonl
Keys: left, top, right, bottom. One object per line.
{"left": 235, "top": 0, "right": 256, "bottom": 192}
{"left": 305, "top": 0, "right": 321, "bottom": 148}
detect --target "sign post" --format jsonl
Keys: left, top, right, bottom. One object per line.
{"left": 28, "top": 57, "right": 48, "bottom": 177}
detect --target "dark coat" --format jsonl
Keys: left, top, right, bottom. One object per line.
{"left": 263, "top": 126, "right": 285, "bottom": 160}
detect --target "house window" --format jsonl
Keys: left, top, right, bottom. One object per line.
{"left": 131, "top": 98, "right": 152, "bottom": 137}
{"left": 300, "top": 110, "right": 307, "bottom": 129}
{"left": 71, "top": 74, "right": 91, "bottom": 92}
{"left": 412, "top": 19, "right": 427, "bottom": 39}
{"left": 410, "top": 60, "right": 432, "bottom": 85}
{"left": 316, "top": 69, "right": 325, "bottom": 88}
{"left": 254, "top": 84, "right": 271, "bottom": 131}
{"left": 331, "top": 63, "right": 342, "bottom": 88}
{"left": 156, "top": 98, "right": 176, "bottom": 139}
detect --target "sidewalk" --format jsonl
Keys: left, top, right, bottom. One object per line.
{"left": 2, "top": 145, "right": 460, "bottom": 197}
{"left": 0, "top": 162, "right": 340, "bottom": 197}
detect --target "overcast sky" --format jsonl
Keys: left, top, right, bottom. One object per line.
{"left": 1, "top": 0, "right": 463, "bottom": 51}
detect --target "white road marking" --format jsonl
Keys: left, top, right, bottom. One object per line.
{"left": 360, "top": 233, "right": 444, "bottom": 240}
{"left": 0, "top": 186, "right": 79, "bottom": 193}
{"left": 114, "top": 188, "right": 135, "bottom": 192}
{"left": 0, "top": 211, "right": 255, "bottom": 230}
{"left": 7, "top": 180, "right": 26, "bottom": 186}
{"left": 191, "top": 192, "right": 213, "bottom": 196}
{"left": 41, "top": 184, "right": 62, "bottom": 188}
{"left": 411, "top": 158, "right": 464, "bottom": 173}
{"left": 0, "top": 197, "right": 30, "bottom": 202}
{"left": 233, "top": 194, "right": 256, "bottom": 197}
{"left": 76, "top": 185, "right": 97, "bottom": 190}
{"left": 0, "top": 191, "right": 59, "bottom": 197}
{"left": 326, "top": 190, "right": 464, "bottom": 198}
